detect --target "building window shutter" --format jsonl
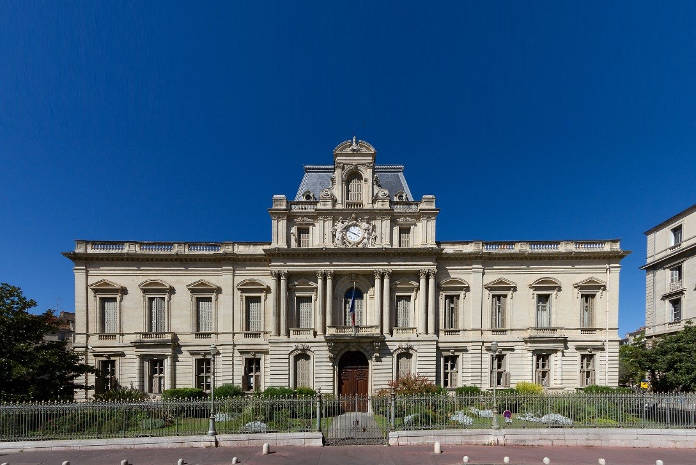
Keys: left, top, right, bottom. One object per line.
{"left": 246, "top": 296, "right": 262, "bottom": 331}
{"left": 101, "top": 298, "right": 117, "bottom": 333}
{"left": 296, "top": 296, "right": 313, "bottom": 328}
{"left": 294, "top": 353, "right": 311, "bottom": 388}
{"left": 396, "top": 295, "right": 411, "bottom": 327}
{"left": 150, "top": 297, "right": 165, "bottom": 332}
{"left": 397, "top": 352, "right": 412, "bottom": 379}
{"left": 197, "top": 297, "right": 213, "bottom": 332}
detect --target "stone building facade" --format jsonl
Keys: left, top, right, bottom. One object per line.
{"left": 65, "top": 138, "right": 628, "bottom": 399}
{"left": 643, "top": 204, "right": 696, "bottom": 339}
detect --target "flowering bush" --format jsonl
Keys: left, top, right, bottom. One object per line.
{"left": 377, "top": 374, "right": 442, "bottom": 395}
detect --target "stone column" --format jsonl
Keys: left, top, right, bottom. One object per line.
{"left": 382, "top": 270, "right": 391, "bottom": 335}
{"left": 326, "top": 271, "right": 334, "bottom": 329}
{"left": 428, "top": 270, "right": 437, "bottom": 335}
{"left": 166, "top": 353, "right": 175, "bottom": 390}
{"left": 271, "top": 271, "right": 279, "bottom": 336}
{"left": 280, "top": 271, "right": 288, "bottom": 337}
{"left": 374, "top": 270, "right": 382, "bottom": 332}
{"left": 316, "top": 271, "right": 325, "bottom": 335}
{"left": 418, "top": 270, "right": 428, "bottom": 334}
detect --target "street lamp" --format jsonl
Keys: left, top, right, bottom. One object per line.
{"left": 490, "top": 341, "right": 499, "bottom": 430}
{"left": 207, "top": 344, "right": 217, "bottom": 436}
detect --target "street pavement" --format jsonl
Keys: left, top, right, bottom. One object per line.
{"left": 1, "top": 445, "right": 692, "bottom": 465}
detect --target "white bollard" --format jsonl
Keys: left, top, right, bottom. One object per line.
{"left": 121, "top": 461, "right": 129, "bottom": 465}
{"left": 504, "top": 457, "right": 510, "bottom": 464}
{"left": 232, "top": 457, "right": 239, "bottom": 464}
{"left": 656, "top": 461, "right": 663, "bottom": 465}
{"left": 598, "top": 459, "right": 606, "bottom": 465}
{"left": 463, "top": 457, "right": 469, "bottom": 463}
{"left": 543, "top": 458, "right": 551, "bottom": 465}
{"left": 434, "top": 441, "right": 441, "bottom": 454}
{"left": 62, "top": 462, "right": 71, "bottom": 465}
{"left": 262, "top": 443, "right": 270, "bottom": 455}
{"left": 177, "top": 459, "right": 186, "bottom": 465}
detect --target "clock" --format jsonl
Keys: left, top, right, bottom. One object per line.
{"left": 345, "top": 225, "right": 364, "bottom": 243}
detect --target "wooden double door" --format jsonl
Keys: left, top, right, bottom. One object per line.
{"left": 338, "top": 351, "right": 369, "bottom": 411}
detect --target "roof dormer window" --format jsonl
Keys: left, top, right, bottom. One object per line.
{"left": 346, "top": 173, "right": 363, "bottom": 207}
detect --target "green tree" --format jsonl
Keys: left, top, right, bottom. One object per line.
{"left": 640, "top": 324, "right": 696, "bottom": 392}
{"left": 619, "top": 333, "right": 646, "bottom": 387}
{"left": 0, "top": 283, "right": 92, "bottom": 401}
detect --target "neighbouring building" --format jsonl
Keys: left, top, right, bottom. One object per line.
{"left": 44, "top": 311, "right": 75, "bottom": 348}
{"left": 642, "top": 204, "right": 696, "bottom": 339}
{"left": 64, "top": 138, "right": 628, "bottom": 400}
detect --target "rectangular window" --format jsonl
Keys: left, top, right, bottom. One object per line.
{"left": 196, "top": 358, "right": 212, "bottom": 392}
{"left": 399, "top": 227, "right": 411, "bottom": 247}
{"left": 536, "top": 294, "right": 551, "bottom": 328}
{"left": 444, "top": 295, "right": 459, "bottom": 329}
{"left": 670, "top": 265, "right": 682, "bottom": 283}
{"left": 535, "top": 354, "right": 550, "bottom": 387}
{"left": 670, "top": 298, "right": 682, "bottom": 323}
{"left": 490, "top": 354, "right": 509, "bottom": 387}
{"left": 581, "top": 294, "right": 594, "bottom": 328}
{"left": 396, "top": 352, "right": 412, "bottom": 379}
{"left": 443, "top": 355, "right": 458, "bottom": 388}
{"left": 580, "top": 354, "right": 595, "bottom": 387}
{"left": 100, "top": 297, "right": 117, "bottom": 333}
{"left": 395, "top": 295, "right": 411, "bottom": 327}
{"left": 297, "top": 227, "right": 310, "bottom": 248}
{"left": 149, "top": 359, "right": 165, "bottom": 394}
{"left": 295, "top": 296, "right": 313, "bottom": 329}
{"left": 671, "top": 225, "right": 683, "bottom": 246}
{"left": 243, "top": 357, "right": 262, "bottom": 392}
{"left": 491, "top": 295, "right": 506, "bottom": 329}
{"left": 245, "top": 296, "right": 262, "bottom": 331}
{"left": 97, "top": 359, "right": 117, "bottom": 393}
{"left": 196, "top": 297, "right": 213, "bottom": 332}
{"left": 148, "top": 297, "right": 166, "bottom": 333}
{"left": 294, "top": 353, "right": 311, "bottom": 388}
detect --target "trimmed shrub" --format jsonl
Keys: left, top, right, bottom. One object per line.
{"left": 214, "top": 384, "right": 245, "bottom": 398}
{"left": 378, "top": 374, "right": 441, "bottom": 395}
{"left": 455, "top": 385, "right": 482, "bottom": 396}
{"left": 261, "top": 386, "right": 295, "bottom": 398}
{"left": 515, "top": 382, "right": 544, "bottom": 394}
{"left": 295, "top": 387, "right": 317, "bottom": 397}
{"left": 161, "top": 388, "right": 207, "bottom": 400}
{"left": 93, "top": 387, "right": 148, "bottom": 402}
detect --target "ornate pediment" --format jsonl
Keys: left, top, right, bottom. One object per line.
{"left": 529, "top": 277, "right": 562, "bottom": 290}
{"left": 392, "top": 279, "right": 419, "bottom": 290}
{"left": 439, "top": 278, "right": 470, "bottom": 290}
{"left": 290, "top": 278, "right": 317, "bottom": 289}
{"left": 138, "top": 279, "right": 173, "bottom": 292}
{"left": 484, "top": 277, "right": 517, "bottom": 291}
{"left": 333, "top": 137, "right": 376, "bottom": 155}
{"left": 236, "top": 278, "right": 270, "bottom": 291}
{"left": 573, "top": 277, "right": 606, "bottom": 290}
{"left": 89, "top": 279, "right": 126, "bottom": 294}
{"left": 186, "top": 279, "right": 220, "bottom": 293}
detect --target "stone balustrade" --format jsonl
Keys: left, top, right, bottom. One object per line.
{"left": 392, "top": 327, "right": 417, "bottom": 335}
{"left": 132, "top": 332, "right": 175, "bottom": 343}
{"left": 326, "top": 325, "right": 380, "bottom": 335}
{"left": 289, "top": 201, "right": 317, "bottom": 211}
{"left": 290, "top": 328, "right": 315, "bottom": 338}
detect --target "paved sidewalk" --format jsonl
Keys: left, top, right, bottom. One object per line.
{"left": 1, "top": 444, "right": 691, "bottom": 465}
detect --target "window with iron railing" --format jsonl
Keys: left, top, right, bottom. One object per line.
{"left": 148, "top": 297, "right": 166, "bottom": 333}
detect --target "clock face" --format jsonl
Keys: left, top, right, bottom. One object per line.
{"left": 345, "top": 225, "right": 364, "bottom": 243}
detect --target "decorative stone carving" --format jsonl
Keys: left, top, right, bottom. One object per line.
{"left": 396, "top": 216, "right": 417, "bottom": 224}
{"left": 374, "top": 187, "right": 390, "bottom": 200}
{"left": 294, "top": 217, "right": 314, "bottom": 224}
{"left": 294, "top": 344, "right": 311, "bottom": 353}
{"left": 320, "top": 188, "right": 334, "bottom": 200}
{"left": 332, "top": 217, "right": 376, "bottom": 248}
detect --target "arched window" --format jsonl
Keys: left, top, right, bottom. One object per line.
{"left": 294, "top": 353, "right": 312, "bottom": 388}
{"left": 343, "top": 287, "right": 364, "bottom": 326}
{"left": 346, "top": 173, "right": 363, "bottom": 205}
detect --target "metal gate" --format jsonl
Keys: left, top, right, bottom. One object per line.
{"left": 322, "top": 395, "right": 390, "bottom": 445}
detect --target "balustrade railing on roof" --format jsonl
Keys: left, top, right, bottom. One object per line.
{"left": 484, "top": 242, "right": 515, "bottom": 251}
{"left": 575, "top": 241, "right": 606, "bottom": 250}
{"left": 392, "top": 202, "right": 419, "bottom": 212}
{"left": 529, "top": 242, "right": 559, "bottom": 250}
{"left": 290, "top": 202, "right": 317, "bottom": 211}
{"left": 139, "top": 243, "right": 174, "bottom": 252}
{"left": 187, "top": 243, "right": 221, "bottom": 252}
{"left": 91, "top": 242, "right": 124, "bottom": 251}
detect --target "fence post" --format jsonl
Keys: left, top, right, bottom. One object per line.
{"left": 315, "top": 395, "right": 322, "bottom": 432}
{"left": 390, "top": 391, "right": 395, "bottom": 427}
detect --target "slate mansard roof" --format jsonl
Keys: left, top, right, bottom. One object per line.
{"left": 294, "top": 165, "right": 414, "bottom": 201}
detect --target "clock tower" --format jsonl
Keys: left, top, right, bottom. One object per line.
{"left": 268, "top": 137, "right": 438, "bottom": 249}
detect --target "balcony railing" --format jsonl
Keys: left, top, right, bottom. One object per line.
{"left": 290, "top": 328, "right": 315, "bottom": 338}
{"left": 193, "top": 332, "right": 213, "bottom": 339}
{"left": 139, "top": 243, "right": 174, "bottom": 252}
{"left": 484, "top": 243, "right": 515, "bottom": 251}
{"left": 133, "top": 332, "right": 175, "bottom": 343}
{"left": 392, "top": 327, "right": 416, "bottom": 335}
{"left": 441, "top": 329, "right": 462, "bottom": 337}
{"left": 97, "top": 334, "right": 117, "bottom": 341}
{"left": 529, "top": 242, "right": 559, "bottom": 250}
{"left": 345, "top": 201, "right": 363, "bottom": 209}
{"left": 327, "top": 325, "right": 380, "bottom": 336}
{"left": 236, "top": 331, "right": 267, "bottom": 340}
{"left": 91, "top": 242, "right": 124, "bottom": 251}
{"left": 290, "top": 201, "right": 317, "bottom": 211}
{"left": 575, "top": 241, "right": 606, "bottom": 250}
{"left": 392, "top": 202, "right": 419, "bottom": 212}
{"left": 187, "top": 244, "right": 221, "bottom": 252}
{"left": 669, "top": 280, "right": 683, "bottom": 292}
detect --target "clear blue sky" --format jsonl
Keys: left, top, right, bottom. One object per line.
{"left": 1, "top": 1, "right": 695, "bottom": 336}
